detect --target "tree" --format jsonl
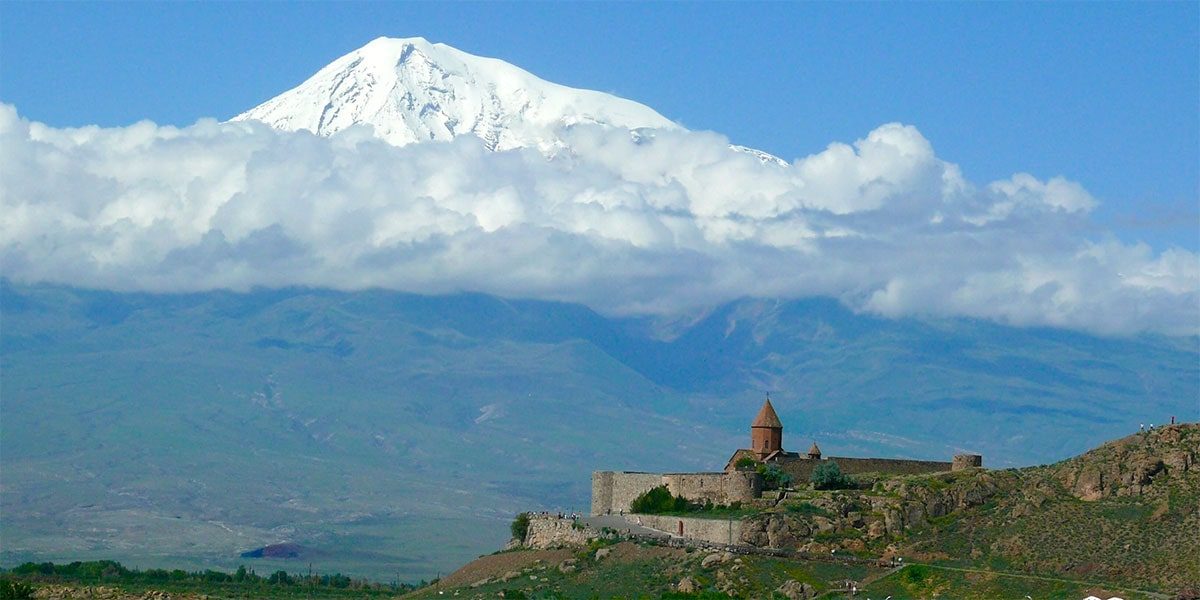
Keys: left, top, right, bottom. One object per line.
{"left": 510, "top": 512, "right": 531, "bottom": 541}
{"left": 811, "top": 462, "right": 854, "bottom": 490}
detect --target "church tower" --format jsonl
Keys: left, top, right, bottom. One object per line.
{"left": 751, "top": 397, "right": 784, "bottom": 459}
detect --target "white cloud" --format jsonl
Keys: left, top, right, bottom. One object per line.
{"left": 1, "top": 104, "right": 1196, "bottom": 335}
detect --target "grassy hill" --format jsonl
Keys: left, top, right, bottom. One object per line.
{"left": 902, "top": 423, "right": 1200, "bottom": 589}
{"left": 1, "top": 282, "right": 1196, "bottom": 580}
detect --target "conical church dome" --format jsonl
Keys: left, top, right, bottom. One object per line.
{"left": 752, "top": 398, "right": 783, "bottom": 429}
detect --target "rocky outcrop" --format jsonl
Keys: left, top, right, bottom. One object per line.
{"left": 1052, "top": 424, "right": 1195, "bottom": 501}
{"left": 738, "top": 470, "right": 1008, "bottom": 550}
{"left": 740, "top": 514, "right": 809, "bottom": 548}
{"left": 521, "top": 515, "right": 597, "bottom": 549}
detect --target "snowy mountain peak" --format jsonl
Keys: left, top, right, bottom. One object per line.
{"left": 231, "top": 36, "right": 679, "bottom": 152}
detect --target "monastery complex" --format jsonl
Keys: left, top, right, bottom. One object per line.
{"left": 592, "top": 398, "right": 983, "bottom": 515}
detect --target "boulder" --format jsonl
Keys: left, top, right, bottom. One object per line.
{"left": 676, "top": 576, "right": 698, "bottom": 593}
{"left": 766, "top": 516, "right": 797, "bottom": 548}
{"left": 776, "top": 579, "right": 816, "bottom": 600}
{"left": 812, "top": 516, "right": 835, "bottom": 534}
{"left": 866, "top": 519, "right": 886, "bottom": 540}
{"left": 558, "top": 558, "right": 577, "bottom": 574}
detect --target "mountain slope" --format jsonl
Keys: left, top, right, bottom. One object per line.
{"left": 1, "top": 283, "right": 1196, "bottom": 581}
{"left": 230, "top": 37, "right": 788, "bottom": 165}
{"left": 231, "top": 37, "right": 676, "bottom": 152}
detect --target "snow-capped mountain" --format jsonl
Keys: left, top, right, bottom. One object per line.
{"left": 232, "top": 37, "right": 675, "bottom": 152}
{"left": 232, "top": 37, "right": 787, "bottom": 165}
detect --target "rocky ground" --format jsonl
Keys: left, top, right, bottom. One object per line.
{"left": 31, "top": 586, "right": 210, "bottom": 600}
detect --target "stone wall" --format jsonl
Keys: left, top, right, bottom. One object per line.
{"left": 953, "top": 454, "right": 983, "bottom": 470}
{"left": 833, "top": 457, "right": 954, "bottom": 475}
{"left": 625, "top": 514, "right": 744, "bottom": 546}
{"left": 591, "top": 471, "right": 614, "bottom": 516}
{"left": 593, "top": 471, "right": 763, "bottom": 515}
{"left": 663, "top": 473, "right": 727, "bottom": 504}
{"left": 722, "top": 471, "right": 762, "bottom": 502}
{"left": 591, "top": 471, "right": 664, "bottom": 515}
{"left": 777, "top": 456, "right": 953, "bottom": 484}
{"left": 662, "top": 472, "right": 761, "bottom": 505}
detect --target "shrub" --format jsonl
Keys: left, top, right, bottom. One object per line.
{"left": 734, "top": 457, "right": 759, "bottom": 470}
{"left": 510, "top": 512, "right": 531, "bottom": 541}
{"left": 0, "top": 579, "right": 34, "bottom": 600}
{"left": 630, "top": 485, "right": 679, "bottom": 514}
{"left": 756, "top": 463, "right": 793, "bottom": 488}
{"left": 811, "top": 462, "right": 854, "bottom": 490}
{"left": 899, "top": 564, "right": 931, "bottom": 583}
{"left": 785, "top": 501, "right": 831, "bottom": 517}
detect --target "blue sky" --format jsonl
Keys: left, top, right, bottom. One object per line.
{"left": 1, "top": 1, "right": 1196, "bottom": 254}
{"left": 1, "top": 2, "right": 1197, "bottom": 334}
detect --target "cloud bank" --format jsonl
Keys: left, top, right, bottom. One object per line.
{"left": 1, "top": 104, "right": 1195, "bottom": 335}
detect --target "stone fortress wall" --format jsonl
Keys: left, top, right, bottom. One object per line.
{"left": 953, "top": 453, "right": 984, "bottom": 470}
{"left": 776, "top": 456, "right": 954, "bottom": 483}
{"left": 628, "top": 514, "right": 744, "bottom": 545}
{"left": 663, "top": 471, "right": 762, "bottom": 505}
{"left": 593, "top": 455, "right": 985, "bottom": 516}
{"left": 591, "top": 471, "right": 761, "bottom": 515}
{"left": 591, "top": 471, "right": 663, "bottom": 516}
